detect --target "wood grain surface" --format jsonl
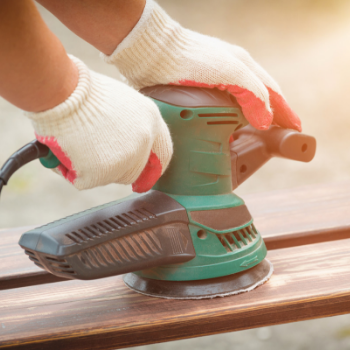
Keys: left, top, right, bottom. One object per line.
{"left": 1, "top": 181, "right": 350, "bottom": 290}
{"left": 1, "top": 238, "right": 350, "bottom": 349}
{"left": 0, "top": 227, "right": 64, "bottom": 290}
{"left": 245, "top": 180, "right": 350, "bottom": 248}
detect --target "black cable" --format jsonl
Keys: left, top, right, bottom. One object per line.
{"left": 0, "top": 140, "right": 50, "bottom": 196}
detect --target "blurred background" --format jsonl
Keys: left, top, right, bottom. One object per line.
{"left": 1, "top": 0, "right": 350, "bottom": 348}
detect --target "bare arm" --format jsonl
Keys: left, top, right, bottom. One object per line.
{"left": 36, "top": 0, "right": 146, "bottom": 55}
{"left": 0, "top": 0, "right": 78, "bottom": 112}
{"left": 0, "top": 0, "right": 145, "bottom": 112}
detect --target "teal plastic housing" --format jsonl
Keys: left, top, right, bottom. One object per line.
{"left": 136, "top": 99, "right": 267, "bottom": 281}
{"left": 136, "top": 192, "right": 267, "bottom": 281}
{"left": 152, "top": 101, "right": 246, "bottom": 196}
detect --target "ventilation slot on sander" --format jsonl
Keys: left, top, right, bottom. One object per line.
{"left": 25, "top": 249, "right": 76, "bottom": 276}
{"left": 24, "top": 249, "right": 44, "bottom": 269}
{"left": 77, "top": 229, "right": 162, "bottom": 270}
{"left": 65, "top": 208, "right": 157, "bottom": 244}
{"left": 217, "top": 224, "right": 258, "bottom": 252}
{"left": 45, "top": 257, "right": 75, "bottom": 276}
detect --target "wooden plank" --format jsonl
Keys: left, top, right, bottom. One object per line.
{"left": 0, "top": 227, "right": 64, "bottom": 291}
{"left": 1, "top": 181, "right": 350, "bottom": 290}
{"left": 0, "top": 238, "right": 350, "bottom": 349}
{"left": 245, "top": 180, "right": 350, "bottom": 249}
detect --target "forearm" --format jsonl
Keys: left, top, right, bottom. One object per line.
{"left": 0, "top": 0, "right": 78, "bottom": 112}
{"left": 36, "top": 0, "right": 146, "bottom": 55}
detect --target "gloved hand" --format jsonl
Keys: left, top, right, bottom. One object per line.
{"left": 25, "top": 55, "right": 173, "bottom": 193}
{"left": 102, "top": 0, "right": 301, "bottom": 132}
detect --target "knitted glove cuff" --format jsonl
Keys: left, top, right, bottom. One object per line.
{"left": 101, "top": 0, "right": 188, "bottom": 89}
{"left": 103, "top": 0, "right": 155, "bottom": 60}
{"left": 25, "top": 55, "right": 91, "bottom": 124}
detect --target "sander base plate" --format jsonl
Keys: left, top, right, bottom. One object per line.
{"left": 123, "top": 259, "right": 273, "bottom": 299}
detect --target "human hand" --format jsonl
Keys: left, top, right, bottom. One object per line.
{"left": 102, "top": 0, "right": 301, "bottom": 132}
{"left": 25, "top": 56, "right": 173, "bottom": 193}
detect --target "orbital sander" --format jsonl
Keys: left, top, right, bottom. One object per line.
{"left": 0, "top": 85, "right": 316, "bottom": 299}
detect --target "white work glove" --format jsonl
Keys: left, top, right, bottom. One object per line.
{"left": 102, "top": 0, "right": 301, "bottom": 132}
{"left": 25, "top": 55, "right": 173, "bottom": 192}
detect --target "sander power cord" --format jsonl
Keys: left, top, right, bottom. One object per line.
{"left": 0, "top": 140, "right": 50, "bottom": 196}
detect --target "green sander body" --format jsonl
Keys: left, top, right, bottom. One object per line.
{"left": 16, "top": 85, "right": 316, "bottom": 299}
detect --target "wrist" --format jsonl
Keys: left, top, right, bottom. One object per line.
{"left": 0, "top": 0, "right": 79, "bottom": 113}
{"left": 25, "top": 56, "right": 89, "bottom": 131}
{"left": 102, "top": 0, "right": 156, "bottom": 59}
{"left": 28, "top": 53, "right": 79, "bottom": 113}
{"left": 37, "top": 0, "right": 146, "bottom": 56}
{"left": 101, "top": 0, "right": 188, "bottom": 89}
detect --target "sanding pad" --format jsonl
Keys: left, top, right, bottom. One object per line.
{"left": 123, "top": 259, "right": 273, "bottom": 299}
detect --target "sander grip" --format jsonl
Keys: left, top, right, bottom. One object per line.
{"left": 231, "top": 125, "right": 316, "bottom": 189}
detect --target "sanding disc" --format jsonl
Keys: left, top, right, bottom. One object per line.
{"left": 123, "top": 259, "right": 273, "bottom": 299}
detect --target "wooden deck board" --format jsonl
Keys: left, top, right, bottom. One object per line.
{"left": 245, "top": 180, "right": 350, "bottom": 248}
{"left": 1, "top": 181, "right": 350, "bottom": 290}
{"left": 1, "top": 238, "right": 350, "bottom": 349}
{"left": 0, "top": 227, "right": 65, "bottom": 290}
